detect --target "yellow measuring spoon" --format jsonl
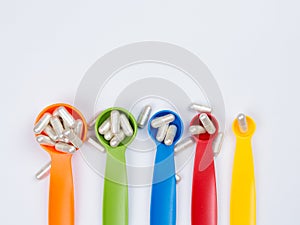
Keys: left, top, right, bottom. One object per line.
{"left": 230, "top": 114, "right": 256, "bottom": 225}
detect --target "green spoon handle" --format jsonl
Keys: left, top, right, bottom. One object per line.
{"left": 103, "top": 148, "right": 128, "bottom": 225}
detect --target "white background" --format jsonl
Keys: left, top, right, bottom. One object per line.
{"left": 0, "top": 0, "right": 300, "bottom": 224}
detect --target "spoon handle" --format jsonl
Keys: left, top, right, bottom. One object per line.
{"left": 103, "top": 149, "right": 128, "bottom": 225}
{"left": 191, "top": 141, "right": 217, "bottom": 225}
{"left": 230, "top": 135, "right": 256, "bottom": 225}
{"left": 48, "top": 153, "right": 74, "bottom": 225}
{"left": 150, "top": 144, "right": 176, "bottom": 225}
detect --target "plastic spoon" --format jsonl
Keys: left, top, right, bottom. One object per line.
{"left": 34, "top": 103, "right": 87, "bottom": 225}
{"left": 190, "top": 113, "right": 219, "bottom": 225}
{"left": 95, "top": 107, "right": 137, "bottom": 225}
{"left": 148, "top": 110, "right": 183, "bottom": 225}
{"left": 230, "top": 114, "right": 256, "bottom": 225}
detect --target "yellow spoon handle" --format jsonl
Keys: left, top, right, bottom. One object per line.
{"left": 230, "top": 116, "right": 256, "bottom": 225}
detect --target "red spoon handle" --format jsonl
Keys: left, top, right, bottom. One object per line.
{"left": 191, "top": 141, "right": 217, "bottom": 225}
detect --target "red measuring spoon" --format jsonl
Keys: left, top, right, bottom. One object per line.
{"left": 190, "top": 113, "right": 219, "bottom": 225}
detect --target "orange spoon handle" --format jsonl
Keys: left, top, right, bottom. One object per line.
{"left": 48, "top": 153, "right": 74, "bottom": 225}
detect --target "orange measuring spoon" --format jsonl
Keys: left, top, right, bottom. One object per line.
{"left": 34, "top": 103, "right": 87, "bottom": 225}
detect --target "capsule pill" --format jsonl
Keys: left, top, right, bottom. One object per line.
{"left": 55, "top": 106, "right": 76, "bottom": 128}
{"left": 137, "top": 105, "right": 152, "bottom": 128}
{"left": 36, "top": 135, "right": 56, "bottom": 146}
{"left": 74, "top": 119, "right": 83, "bottom": 138}
{"left": 189, "top": 125, "right": 206, "bottom": 135}
{"left": 55, "top": 142, "right": 76, "bottom": 154}
{"left": 174, "top": 137, "right": 195, "bottom": 153}
{"left": 44, "top": 125, "right": 58, "bottom": 141}
{"left": 237, "top": 113, "right": 248, "bottom": 133}
{"left": 110, "top": 131, "right": 126, "bottom": 147}
{"left": 156, "top": 124, "right": 169, "bottom": 142}
{"left": 151, "top": 114, "right": 175, "bottom": 128}
{"left": 50, "top": 116, "right": 64, "bottom": 138}
{"left": 104, "top": 130, "right": 114, "bottom": 141}
{"left": 88, "top": 111, "right": 102, "bottom": 130}
{"left": 34, "top": 113, "right": 51, "bottom": 134}
{"left": 212, "top": 132, "right": 224, "bottom": 156}
{"left": 199, "top": 113, "right": 216, "bottom": 134}
{"left": 120, "top": 114, "right": 133, "bottom": 136}
{"left": 164, "top": 125, "right": 177, "bottom": 146}
{"left": 87, "top": 137, "right": 106, "bottom": 153}
{"left": 190, "top": 103, "right": 212, "bottom": 113}
{"left": 175, "top": 174, "right": 181, "bottom": 183}
{"left": 35, "top": 162, "right": 51, "bottom": 180}
{"left": 111, "top": 110, "right": 121, "bottom": 134}
{"left": 63, "top": 128, "right": 83, "bottom": 148}
{"left": 58, "top": 137, "right": 70, "bottom": 143}
{"left": 98, "top": 118, "right": 111, "bottom": 134}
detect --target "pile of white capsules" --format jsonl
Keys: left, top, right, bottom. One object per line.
{"left": 33, "top": 106, "right": 84, "bottom": 153}
{"left": 97, "top": 110, "right": 134, "bottom": 147}
{"left": 151, "top": 114, "right": 177, "bottom": 146}
{"left": 189, "top": 113, "right": 216, "bottom": 135}
{"left": 174, "top": 104, "right": 222, "bottom": 155}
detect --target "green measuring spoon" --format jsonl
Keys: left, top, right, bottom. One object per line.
{"left": 95, "top": 107, "right": 137, "bottom": 225}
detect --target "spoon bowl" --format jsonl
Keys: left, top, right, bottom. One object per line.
{"left": 34, "top": 103, "right": 88, "bottom": 154}
{"left": 148, "top": 110, "right": 183, "bottom": 146}
{"left": 190, "top": 113, "right": 219, "bottom": 142}
{"left": 94, "top": 107, "right": 137, "bottom": 150}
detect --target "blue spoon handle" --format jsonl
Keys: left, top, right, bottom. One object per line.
{"left": 150, "top": 144, "right": 176, "bottom": 225}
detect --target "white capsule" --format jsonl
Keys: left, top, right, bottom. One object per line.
{"left": 199, "top": 113, "right": 216, "bottom": 134}
{"left": 137, "top": 105, "right": 152, "bottom": 129}
{"left": 189, "top": 103, "right": 212, "bottom": 113}
{"left": 175, "top": 174, "right": 181, "bottom": 183}
{"left": 55, "top": 106, "right": 76, "bottom": 128}
{"left": 55, "top": 142, "right": 76, "bottom": 154}
{"left": 111, "top": 110, "right": 121, "bottom": 135}
{"left": 63, "top": 128, "right": 83, "bottom": 148}
{"left": 151, "top": 114, "right": 175, "bottom": 128}
{"left": 156, "top": 124, "right": 169, "bottom": 142}
{"left": 98, "top": 117, "right": 111, "bottom": 135}
{"left": 87, "top": 111, "right": 102, "bottom": 130}
{"left": 237, "top": 113, "right": 248, "bottom": 133}
{"left": 74, "top": 119, "right": 83, "bottom": 138}
{"left": 44, "top": 125, "right": 59, "bottom": 141}
{"left": 189, "top": 125, "right": 206, "bottom": 135}
{"left": 33, "top": 113, "right": 51, "bottom": 134}
{"left": 87, "top": 137, "right": 106, "bottom": 153}
{"left": 36, "top": 135, "right": 56, "bottom": 146}
{"left": 110, "top": 131, "right": 126, "bottom": 147}
{"left": 50, "top": 116, "right": 64, "bottom": 138}
{"left": 104, "top": 130, "right": 114, "bottom": 141}
{"left": 164, "top": 125, "right": 177, "bottom": 146}
{"left": 174, "top": 137, "right": 195, "bottom": 153}
{"left": 53, "top": 109, "right": 59, "bottom": 117}
{"left": 120, "top": 114, "right": 133, "bottom": 137}
{"left": 212, "top": 132, "right": 224, "bottom": 157}
{"left": 58, "top": 137, "right": 70, "bottom": 143}
{"left": 88, "top": 118, "right": 97, "bottom": 130}
{"left": 35, "top": 162, "right": 51, "bottom": 180}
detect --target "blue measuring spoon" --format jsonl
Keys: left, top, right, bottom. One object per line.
{"left": 148, "top": 110, "right": 183, "bottom": 225}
